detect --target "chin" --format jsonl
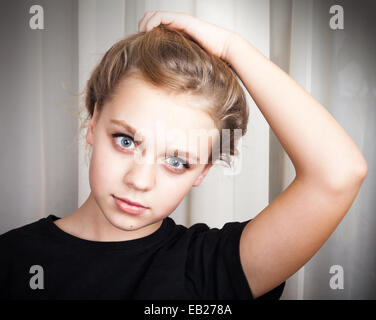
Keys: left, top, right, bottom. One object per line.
{"left": 105, "top": 211, "right": 144, "bottom": 230}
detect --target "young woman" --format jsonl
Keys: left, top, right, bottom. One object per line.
{"left": 0, "top": 11, "right": 367, "bottom": 300}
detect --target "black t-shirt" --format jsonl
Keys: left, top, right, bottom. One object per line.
{"left": 0, "top": 215, "right": 285, "bottom": 300}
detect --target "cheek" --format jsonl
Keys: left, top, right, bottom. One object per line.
{"left": 89, "top": 141, "right": 129, "bottom": 194}
{"left": 155, "top": 173, "right": 197, "bottom": 214}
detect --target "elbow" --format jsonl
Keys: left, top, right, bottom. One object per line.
{"left": 356, "top": 158, "right": 368, "bottom": 180}
{"left": 327, "top": 159, "right": 368, "bottom": 194}
{"left": 349, "top": 157, "right": 368, "bottom": 182}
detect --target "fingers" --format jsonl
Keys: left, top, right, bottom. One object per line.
{"left": 138, "top": 11, "right": 157, "bottom": 32}
{"left": 138, "top": 11, "right": 189, "bottom": 33}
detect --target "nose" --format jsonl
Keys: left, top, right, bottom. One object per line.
{"left": 123, "top": 160, "right": 156, "bottom": 192}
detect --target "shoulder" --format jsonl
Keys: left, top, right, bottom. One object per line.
{"left": 165, "top": 216, "right": 253, "bottom": 258}
{"left": 164, "top": 217, "right": 253, "bottom": 252}
{"left": 168, "top": 216, "right": 251, "bottom": 236}
{"left": 165, "top": 217, "right": 255, "bottom": 299}
{"left": 0, "top": 216, "right": 49, "bottom": 249}
{"left": 173, "top": 217, "right": 252, "bottom": 245}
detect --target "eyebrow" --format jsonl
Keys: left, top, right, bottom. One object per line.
{"left": 110, "top": 119, "right": 202, "bottom": 163}
{"left": 110, "top": 119, "right": 142, "bottom": 140}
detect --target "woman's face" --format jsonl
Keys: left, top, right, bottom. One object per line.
{"left": 86, "top": 76, "right": 217, "bottom": 232}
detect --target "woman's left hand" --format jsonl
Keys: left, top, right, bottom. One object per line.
{"left": 138, "top": 10, "right": 237, "bottom": 62}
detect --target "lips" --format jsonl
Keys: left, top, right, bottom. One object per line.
{"left": 113, "top": 195, "right": 148, "bottom": 209}
{"left": 113, "top": 195, "right": 148, "bottom": 215}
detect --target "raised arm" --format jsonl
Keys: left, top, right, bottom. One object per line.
{"left": 137, "top": 11, "right": 368, "bottom": 299}
{"left": 226, "top": 34, "right": 367, "bottom": 187}
{"left": 226, "top": 34, "right": 368, "bottom": 298}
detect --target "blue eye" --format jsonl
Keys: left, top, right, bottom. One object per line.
{"left": 112, "top": 133, "right": 135, "bottom": 149}
{"left": 112, "top": 133, "right": 190, "bottom": 172}
{"left": 166, "top": 156, "right": 190, "bottom": 171}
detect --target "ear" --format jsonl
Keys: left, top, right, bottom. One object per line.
{"left": 86, "top": 102, "right": 99, "bottom": 146}
{"left": 192, "top": 163, "right": 213, "bottom": 187}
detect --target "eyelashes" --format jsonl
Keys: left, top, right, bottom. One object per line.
{"left": 111, "top": 133, "right": 191, "bottom": 172}
{"left": 112, "top": 133, "right": 135, "bottom": 149}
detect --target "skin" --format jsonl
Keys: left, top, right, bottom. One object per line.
{"left": 54, "top": 76, "right": 217, "bottom": 242}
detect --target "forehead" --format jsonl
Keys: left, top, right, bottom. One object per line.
{"left": 103, "top": 77, "right": 217, "bottom": 135}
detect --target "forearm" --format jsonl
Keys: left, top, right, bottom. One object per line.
{"left": 226, "top": 34, "right": 367, "bottom": 189}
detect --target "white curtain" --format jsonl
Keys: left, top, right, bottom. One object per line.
{"left": 0, "top": 0, "right": 79, "bottom": 230}
{"left": 1, "top": 0, "right": 374, "bottom": 299}
{"left": 270, "top": 0, "right": 376, "bottom": 299}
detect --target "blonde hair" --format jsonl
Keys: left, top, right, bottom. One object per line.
{"left": 79, "top": 24, "right": 249, "bottom": 168}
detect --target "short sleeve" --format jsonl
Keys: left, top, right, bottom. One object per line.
{"left": 185, "top": 219, "right": 285, "bottom": 300}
